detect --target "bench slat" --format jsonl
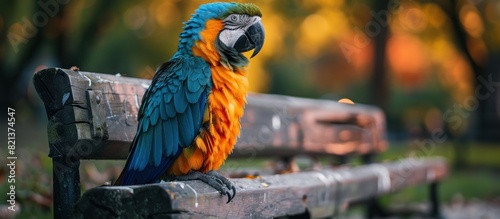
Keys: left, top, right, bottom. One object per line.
{"left": 72, "top": 157, "right": 447, "bottom": 218}
{"left": 34, "top": 68, "right": 387, "bottom": 160}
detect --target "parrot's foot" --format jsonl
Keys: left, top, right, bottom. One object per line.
{"left": 167, "top": 170, "right": 236, "bottom": 203}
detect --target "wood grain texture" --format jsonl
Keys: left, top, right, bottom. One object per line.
{"left": 72, "top": 158, "right": 447, "bottom": 219}
{"left": 34, "top": 68, "right": 387, "bottom": 160}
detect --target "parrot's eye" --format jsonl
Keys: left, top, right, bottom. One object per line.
{"left": 230, "top": 15, "right": 238, "bottom": 22}
{"left": 224, "top": 14, "right": 250, "bottom": 26}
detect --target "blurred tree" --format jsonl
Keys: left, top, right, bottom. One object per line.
{"left": 435, "top": 0, "right": 500, "bottom": 168}
{"left": 369, "top": 0, "right": 390, "bottom": 112}
{"left": 451, "top": 0, "right": 500, "bottom": 142}
{"left": 1, "top": 1, "right": 47, "bottom": 112}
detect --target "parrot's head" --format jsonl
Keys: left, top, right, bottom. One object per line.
{"left": 176, "top": 2, "right": 265, "bottom": 68}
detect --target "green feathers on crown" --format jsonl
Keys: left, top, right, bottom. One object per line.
{"left": 220, "top": 3, "right": 262, "bottom": 19}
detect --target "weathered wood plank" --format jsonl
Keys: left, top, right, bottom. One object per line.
{"left": 34, "top": 68, "right": 387, "bottom": 160}
{"left": 72, "top": 157, "right": 447, "bottom": 219}
{"left": 34, "top": 68, "right": 150, "bottom": 159}
{"left": 234, "top": 94, "right": 387, "bottom": 158}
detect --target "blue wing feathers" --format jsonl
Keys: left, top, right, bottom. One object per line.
{"left": 161, "top": 86, "right": 168, "bottom": 93}
{"left": 191, "top": 102, "right": 201, "bottom": 131}
{"left": 199, "top": 91, "right": 208, "bottom": 114}
{"left": 153, "top": 121, "right": 163, "bottom": 166}
{"left": 187, "top": 77, "right": 200, "bottom": 92}
{"left": 120, "top": 56, "right": 211, "bottom": 185}
{"left": 150, "top": 107, "right": 159, "bottom": 126}
{"left": 168, "top": 83, "right": 178, "bottom": 93}
{"left": 174, "top": 91, "right": 189, "bottom": 113}
{"left": 162, "top": 120, "right": 172, "bottom": 155}
{"left": 141, "top": 117, "right": 150, "bottom": 133}
{"left": 178, "top": 105, "right": 194, "bottom": 146}
{"left": 129, "top": 137, "right": 141, "bottom": 171}
{"left": 168, "top": 117, "right": 179, "bottom": 155}
{"left": 166, "top": 102, "right": 177, "bottom": 117}
{"left": 186, "top": 89, "right": 203, "bottom": 103}
{"left": 131, "top": 133, "right": 148, "bottom": 170}
{"left": 163, "top": 92, "right": 173, "bottom": 102}
{"left": 150, "top": 131, "right": 157, "bottom": 166}
{"left": 172, "top": 78, "right": 181, "bottom": 85}
{"left": 159, "top": 100, "right": 168, "bottom": 120}
{"left": 141, "top": 130, "right": 153, "bottom": 170}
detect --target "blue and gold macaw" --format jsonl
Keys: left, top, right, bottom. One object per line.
{"left": 115, "top": 2, "right": 264, "bottom": 203}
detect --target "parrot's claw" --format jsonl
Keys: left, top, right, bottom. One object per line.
{"left": 221, "top": 183, "right": 236, "bottom": 204}
{"left": 206, "top": 170, "right": 236, "bottom": 203}
{"left": 229, "top": 185, "right": 236, "bottom": 203}
{"left": 167, "top": 171, "right": 236, "bottom": 203}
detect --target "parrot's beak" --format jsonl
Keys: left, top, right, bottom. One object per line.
{"left": 233, "top": 18, "right": 265, "bottom": 58}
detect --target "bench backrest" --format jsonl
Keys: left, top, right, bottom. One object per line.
{"left": 33, "top": 68, "right": 387, "bottom": 161}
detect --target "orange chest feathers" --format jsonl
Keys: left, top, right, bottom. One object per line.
{"left": 168, "top": 20, "right": 249, "bottom": 175}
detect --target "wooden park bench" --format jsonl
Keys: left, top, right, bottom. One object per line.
{"left": 33, "top": 68, "right": 448, "bottom": 219}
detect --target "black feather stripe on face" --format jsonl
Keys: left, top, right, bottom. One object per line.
{"left": 216, "top": 36, "right": 249, "bottom": 69}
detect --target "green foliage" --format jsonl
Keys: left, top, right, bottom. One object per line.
{"left": 266, "top": 55, "right": 323, "bottom": 98}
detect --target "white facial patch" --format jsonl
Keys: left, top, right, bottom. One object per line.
{"left": 219, "top": 28, "right": 246, "bottom": 48}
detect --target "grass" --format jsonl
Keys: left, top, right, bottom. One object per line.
{"left": 380, "top": 141, "right": 500, "bottom": 168}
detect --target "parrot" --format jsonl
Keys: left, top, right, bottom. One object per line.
{"left": 114, "top": 2, "right": 265, "bottom": 204}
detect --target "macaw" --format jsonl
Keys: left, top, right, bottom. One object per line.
{"left": 115, "top": 2, "right": 264, "bottom": 203}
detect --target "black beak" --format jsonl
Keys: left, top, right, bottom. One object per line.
{"left": 233, "top": 20, "right": 265, "bottom": 58}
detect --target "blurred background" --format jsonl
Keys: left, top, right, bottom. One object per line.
{"left": 1, "top": 0, "right": 500, "bottom": 218}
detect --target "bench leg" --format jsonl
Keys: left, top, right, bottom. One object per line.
{"left": 429, "top": 182, "right": 441, "bottom": 218}
{"left": 365, "top": 197, "right": 390, "bottom": 219}
{"left": 361, "top": 154, "right": 390, "bottom": 219}
{"left": 53, "top": 157, "right": 81, "bottom": 219}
